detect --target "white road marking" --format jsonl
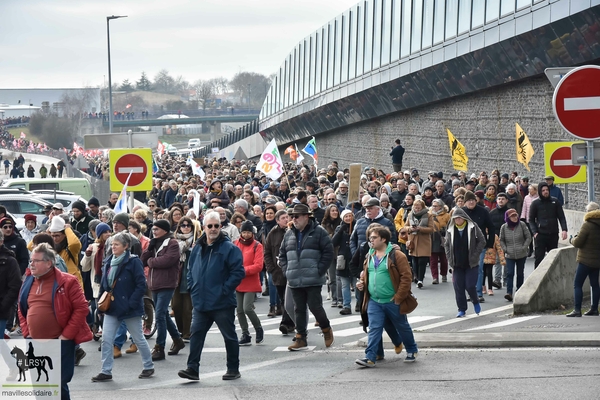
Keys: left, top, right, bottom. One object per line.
{"left": 462, "top": 316, "right": 539, "bottom": 331}
{"left": 564, "top": 96, "right": 600, "bottom": 111}
{"left": 118, "top": 167, "right": 144, "bottom": 174}
{"left": 273, "top": 346, "right": 316, "bottom": 352}
{"left": 413, "top": 304, "right": 513, "bottom": 331}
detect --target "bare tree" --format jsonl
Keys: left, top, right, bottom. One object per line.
{"left": 209, "top": 76, "right": 229, "bottom": 95}
{"left": 193, "top": 80, "right": 215, "bottom": 110}
{"left": 230, "top": 71, "right": 270, "bottom": 107}
{"left": 153, "top": 69, "right": 176, "bottom": 94}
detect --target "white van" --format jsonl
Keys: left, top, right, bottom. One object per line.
{"left": 188, "top": 138, "right": 201, "bottom": 148}
{"left": 1, "top": 178, "right": 93, "bottom": 200}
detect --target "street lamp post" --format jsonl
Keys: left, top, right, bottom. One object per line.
{"left": 107, "top": 15, "right": 127, "bottom": 134}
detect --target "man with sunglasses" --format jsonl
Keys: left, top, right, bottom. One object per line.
{"left": 179, "top": 211, "right": 244, "bottom": 382}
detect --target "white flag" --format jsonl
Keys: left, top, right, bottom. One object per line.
{"left": 295, "top": 143, "right": 304, "bottom": 166}
{"left": 257, "top": 139, "right": 284, "bottom": 180}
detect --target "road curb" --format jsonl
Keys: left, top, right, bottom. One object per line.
{"left": 356, "top": 332, "right": 600, "bottom": 348}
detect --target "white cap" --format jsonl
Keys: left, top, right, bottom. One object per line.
{"left": 48, "top": 217, "right": 66, "bottom": 232}
{"left": 53, "top": 202, "right": 64, "bottom": 210}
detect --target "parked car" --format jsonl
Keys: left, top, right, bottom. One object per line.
{"left": 31, "top": 191, "right": 87, "bottom": 214}
{"left": 1, "top": 178, "right": 93, "bottom": 199}
{"left": 188, "top": 138, "right": 201, "bottom": 148}
{"left": 0, "top": 194, "right": 52, "bottom": 229}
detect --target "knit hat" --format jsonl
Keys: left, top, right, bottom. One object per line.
{"left": 240, "top": 220, "right": 254, "bottom": 233}
{"left": 48, "top": 217, "right": 66, "bottom": 232}
{"left": 340, "top": 209, "right": 353, "bottom": 220}
{"left": 474, "top": 190, "right": 485, "bottom": 200}
{"left": 88, "top": 197, "right": 100, "bottom": 207}
{"left": 24, "top": 214, "right": 37, "bottom": 223}
{"left": 95, "top": 222, "right": 112, "bottom": 237}
{"left": 71, "top": 200, "right": 86, "bottom": 213}
{"left": 153, "top": 219, "right": 171, "bottom": 233}
{"left": 113, "top": 213, "right": 129, "bottom": 227}
{"left": 380, "top": 193, "right": 390, "bottom": 203}
{"left": 464, "top": 191, "right": 476, "bottom": 203}
{"left": 505, "top": 208, "right": 519, "bottom": 223}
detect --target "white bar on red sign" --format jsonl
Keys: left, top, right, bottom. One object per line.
{"left": 564, "top": 96, "right": 600, "bottom": 111}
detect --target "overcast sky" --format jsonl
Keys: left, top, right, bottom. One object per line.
{"left": 1, "top": 0, "right": 358, "bottom": 89}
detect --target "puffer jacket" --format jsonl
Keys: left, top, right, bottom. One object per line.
{"left": 0, "top": 246, "right": 21, "bottom": 320}
{"left": 234, "top": 239, "right": 264, "bottom": 292}
{"left": 279, "top": 219, "right": 334, "bottom": 288}
{"left": 500, "top": 221, "right": 531, "bottom": 260}
{"left": 264, "top": 225, "right": 287, "bottom": 286}
{"left": 18, "top": 267, "right": 92, "bottom": 344}
{"left": 98, "top": 252, "right": 146, "bottom": 320}
{"left": 187, "top": 232, "right": 245, "bottom": 312}
{"left": 444, "top": 208, "right": 486, "bottom": 268}
{"left": 350, "top": 210, "right": 398, "bottom": 256}
{"left": 570, "top": 210, "right": 600, "bottom": 268}
{"left": 141, "top": 236, "right": 181, "bottom": 291}
{"left": 484, "top": 235, "right": 506, "bottom": 265}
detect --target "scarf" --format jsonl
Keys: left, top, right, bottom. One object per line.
{"left": 239, "top": 237, "right": 254, "bottom": 246}
{"left": 455, "top": 220, "right": 467, "bottom": 231}
{"left": 108, "top": 251, "right": 127, "bottom": 286}
{"left": 94, "top": 242, "right": 105, "bottom": 277}
{"left": 410, "top": 208, "right": 429, "bottom": 228}
{"left": 176, "top": 232, "right": 194, "bottom": 262}
{"left": 484, "top": 194, "right": 496, "bottom": 203}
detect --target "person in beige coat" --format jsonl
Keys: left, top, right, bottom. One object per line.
{"left": 406, "top": 199, "right": 434, "bottom": 288}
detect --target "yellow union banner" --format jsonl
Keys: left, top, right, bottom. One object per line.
{"left": 516, "top": 123, "right": 535, "bottom": 171}
{"left": 446, "top": 129, "right": 468, "bottom": 171}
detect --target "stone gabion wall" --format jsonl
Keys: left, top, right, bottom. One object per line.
{"left": 307, "top": 75, "right": 597, "bottom": 211}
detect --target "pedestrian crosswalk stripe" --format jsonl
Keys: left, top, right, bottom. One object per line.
{"left": 413, "top": 304, "right": 513, "bottom": 332}
{"left": 273, "top": 346, "right": 316, "bottom": 352}
{"left": 462, "top": 316, "right": 539, "bottom": 331}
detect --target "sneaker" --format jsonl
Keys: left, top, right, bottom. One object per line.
{"left": 338, "top": 303, "right": 343, "bottom": 309}
{"left": 91, "top": 373, "right": 113, "bottom": 382}
{"left": 417, "top": 281, "right": 423, "bottom": 289}
{"left": 504, "top": 293, "right": 513, "bottom": 302}
{"left": 355, "top": 358, "right": 375, "bottom": 367}
{"left": 331, "top": 301, "right": 338, "bottom": 307}
{"left": 584, "top": 309, "right": 599, "bottom": 316}
{"left": 488, "top": 289, "right": 494, "bottom": 296}
{"left": 279, "top": 324, "right": 294, "bottom": 335}
{"left": 482, "top": 287, "right": 487, "bottom": 294}
{"left": 394, "top": 343, "right": 404, "bottom": 354}
{"left": 222, "top": 370, "right": 241, "bottom": 380}
{"left": 322, "top": 327, "right": 334, "bottom": 347}
{"left": 326, "top": 294, "right": 331, "bottom": 300}
{"left": 75, "top": 348, "right": 86, "bottom": 366}
{"left": 474, "top": 303, "right": 481, "bottom": 315}
{"left": 255, "top": 327, "right": 264, "bottom": 344}
{"left": 492, "top": 280, "right": 502, "bottom": 289}
{"left": 441, "top": 275, "right": 447, "bottom": 283}
{"left": 456, "top": 311, "right": 466, "bottom": 318}
{"left": 404, "top": 352, "right": 418, "bottom": 363}
{"left": 138, "top": 368, "right": 155, "bottom": 379}
{"left": 239, "top": 333, "right": 252, "bottom": 346}
{"left": 566, "top": 310, "right": 582, "bottom": 317}
{"left": 478, "top": 296, "right": 485, "bottom": 303}
{"left": 432, "top": 279, "right": 439, "bottom": 284}
{"left": 288, "top": 334, "right": 308, "bottom": 351}
{"left": 143, "top": 327, "right": 152, "bottom": 336}
{"left": 339, "top": 308, "right": 352, "bottom": 315}
{"left": 178, "top": 368, "right": 199, "bottom": 381}
{"left": 9, "top": 326, "right": 22, "bottom": 336}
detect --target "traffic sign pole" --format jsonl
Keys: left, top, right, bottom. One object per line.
{"left": 587, "top": 141, "right": 595, "bottom": 202}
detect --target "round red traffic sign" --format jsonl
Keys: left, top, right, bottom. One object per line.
{"left": 549, "top": 146, "right": 581, "bottom": 179}
{"left": 114, "top": 154, "right": 148, "bottom": 187}
{"left": 553, "top": 65, "right": 600, "bottom": 141}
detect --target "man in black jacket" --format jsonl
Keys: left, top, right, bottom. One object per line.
{"left": 462, "top": 191, "right": 495, "bottom": 302}
{"left": 529, "top": 182, "right": 568, "bottom": 268}
{"left": 389, "top": 139, "right": 405, "bottom": 172}
{"left": 0, "top": 229, "right": 21, "bottom": 371}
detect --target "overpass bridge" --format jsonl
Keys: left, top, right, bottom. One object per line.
{"left": 102, "top": 114, "right": 259, "bottom": 128}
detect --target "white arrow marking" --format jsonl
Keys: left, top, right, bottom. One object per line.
{"left": 118, "top": 167, "right": 144, "bottom": 174}
{"left": 553, "top": 160, "right": 573, "bottom": 166}
{"left": 564, "top": 96, "right": 600, "bottom": 111}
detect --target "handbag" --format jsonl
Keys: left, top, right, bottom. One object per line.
{"left": 405, "top": 239, "right": 415, "bottom": 252}
{"left": 97, "top": 269, "right": 119, "bottom": 313}
{"left": 399, "top": 291, "right": 418, "bottom": 314}
{"left": 336, "top": 254, "right": 346, "bottom": 270}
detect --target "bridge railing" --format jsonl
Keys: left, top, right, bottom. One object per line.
{"left": 83, "top": 108, "right": 262, "bottom": 120}
{"left": 194, "top": 119, "right": 259, "bottom": 158}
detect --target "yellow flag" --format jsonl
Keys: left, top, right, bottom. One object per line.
{"left": 446, "top": 129, "right": 468, "bottom": 171}
{"left": 516, "top": 123, "right": 535, "bottom": 171}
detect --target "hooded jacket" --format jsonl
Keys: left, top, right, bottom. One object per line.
{"left": 570, "top": 209, "right": 600, "bottom": 268}
{"left": 529, "top": 182, "right": 567, "bottom": 235}
{"left": 0, "top": 246, "right": 21, "bottom": 320}
{"left": 444, "top": 208, "right": 486, "bottom": 268}
{"left": 462, "top": 204, "right": 495, "bottom": 248}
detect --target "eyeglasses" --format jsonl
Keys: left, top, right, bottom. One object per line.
{"left": 206, "top": 224, "right": 220, "bottom": 229}
{"left": 29, "top": 259, "right": 47, "bottom": 264}
{"left": 180, "top": 224, "right": 192, "bottom": 228}
{"left": 291, "top": 214, "right": 306, "bottom": 219}
{"left": 369, "top": 236, "right": 380, "bottom": 241}
{"left": 149, "top": 205, "right": 156, "bottom": 208}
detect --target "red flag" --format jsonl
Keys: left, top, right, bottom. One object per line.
{"left": 20, "top": 131, "right": 26, "bottom": 139}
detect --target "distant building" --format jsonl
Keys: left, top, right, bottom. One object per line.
{"left": 0, "top": 88, "right": 101, "bottom": 118}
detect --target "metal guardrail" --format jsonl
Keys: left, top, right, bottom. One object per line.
{"left": 194, "top": 119, "right": 259, "bottom": 158}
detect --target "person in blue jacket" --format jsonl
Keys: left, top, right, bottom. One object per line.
{"left": 178, "top": 211, "right": 245, "bottom": 382}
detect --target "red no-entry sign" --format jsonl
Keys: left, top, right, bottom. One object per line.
{"left": 553, "top": 65, "right": 600, "bottom": 141}
{"left": 115, "top": 154, "right": 147, "bottom": 187}
{"left": 109, "top": 148, "right": 153, "bottom": 192}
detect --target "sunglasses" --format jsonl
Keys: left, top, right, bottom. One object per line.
{"left": 206, "top": 224, "right": 220, "bottom": 229}
{"left": 291, "top": 214, "right": 306, "bottom": 219}
{"left": 1, "top": 225, "right": 12, "bottom": 229}
{"left": 180, "top": 224, "right": 192, "bottom": 228}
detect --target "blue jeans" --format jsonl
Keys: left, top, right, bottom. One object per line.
{"left": 339, "top": 276, "right": 353, "bottom": 309}
{"left": 365, "top": 299, "right": 418, "bottom": 362}
{"left": 376, "top": 317, "right": 403, "bottom": 359}
{"left": 505, "top": 258, "right": 526, "bottom": 295}
{"left": 573, "top": 263, "right": 600, "bottom": 312}
{"left": 187, "top": 307, "right": 239, "bottom": 373}
{"left": 453, "top": 267, "right": 480, "bottom": 312}
{"left": 153, "top": 289, "right": 180, "bottom": 347}
{"left": 114, "top": 321, "right": 129, "bottom": 349}
{"left": 100, "top": 314, "right": 154, "bottom": 375}
{"left": 476, "top": 249, "right": 486, "bottom": 297}
{"left": 268, "top": 274, "right": 279, "bottom": 307}
{"left": 61, "top": 339, "right": 76, "bottom": 399}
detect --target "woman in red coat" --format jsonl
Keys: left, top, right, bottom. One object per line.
{"left": 234, "top": 221, "right": 264, "bottom": 346}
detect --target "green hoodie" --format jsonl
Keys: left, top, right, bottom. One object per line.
{"left": 367, "top": 242, "right": 396, "bottom": 303}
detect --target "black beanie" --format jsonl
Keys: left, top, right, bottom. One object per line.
{"left": 240, "top": 220, "right": 254, "bottom": 233}
{"left": 72, "top": 200, "right": 86, "bottom": 213}
{"left": 153, "top": 219, "right": 171, "bottom": 233}
{"left": 88, "top": 197, "right": 100, "bottom": 207}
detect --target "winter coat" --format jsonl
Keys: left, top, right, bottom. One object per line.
{"left": 71, "top": 213, "right": 94, "bottom": 236}
{"left": 500, "top": 221, "right": 532, "bottom": 260}
{"left": 81, "top": 242, "right": 102, "bottom": 298}
{"left": 490, "top": 205, "right": 510, "bottom": 236}
{"left": 483, "top": 235, "right": 506, "bottom": 265}
{"left": 0, "top": 246, "right": 21, "bottom": 320}
{"left": 570, "top": 210, "right": 600, "bottom": 268}
{"left": 56, "top": 227, "right": 83, "bottom": 287}
{"left": 462, "top": 204, "right": 495, "bottom": 248}
{"left": 529, "top": 189, "right": 567, "bottom": 235}
{"left": 207, "top": 190, "right": 230, "bottom": 207}
{"left": 264, "top": 225, "right": 287, "bottom": 286}
{"left": 18, "top": 267, "right": 92, "bottom": 344}
{"left": 98, "top": 253, "right": 146, "bottom": 320}
{"left": 444, "top": 208, "right": 486, "bottom": 269}
{"left": 4, "top": 232, "right": 30, "bottom": 275}
{"left": 522, "top": 194, "right": 538, "bottom": 222}
{"left": 279, "top": 219, "right": 334, "bottom": 288}
{"left": 234, "top": 239, "right": 264, "bottom": 292}
{"left": 350, "top": 210, "right": 398, "bottom": 256}
{"left": 506, "top": 192, "right": 523, "bottom": 216}
{"left": 406, "top": 209, "right": 434, "bottom": 257}
{"left": 164, "top": 188, "right": 178, "bottom": 209}
{"left": 430, "top": 209, "right": 451, "bottom": 254}
{"left": 141, "top": 236, "right": 181, "bottom": 291}
{"left": 331, "top": 222, "right": 352, "bottom": 278}
{"left": 187, "top": 232, "right": 245, "bottom": 312}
